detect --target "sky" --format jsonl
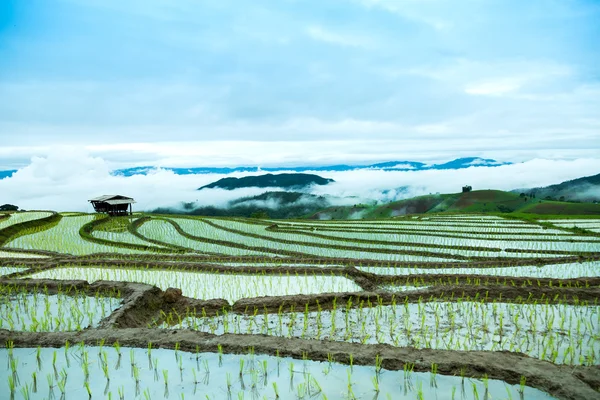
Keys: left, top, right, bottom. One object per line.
{"left": 1, "top": 0, "right": 599, "bottom": 210}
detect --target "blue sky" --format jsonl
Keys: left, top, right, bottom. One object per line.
{"left": 1, "top": 0, "right": 599, "bottom": 169}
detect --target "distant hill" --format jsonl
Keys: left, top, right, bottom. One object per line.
{"left": 309, "top": 189, "right": 600, "bottom": 219}
{"left": 151, "top": 169, "right": 600, "bottom": 219}
{"left": 430, "top": 157, "right": 508, "bottom": 169}
{"left": 110, "top": 157, "right": 510, "bottom": 176}
{"left": 308, "top": 173, "right": 600, "bottom": 220}
{"left": 198, "top": 173, "right": 334, "bottom": 190}
{"left": 153, "top": 191, "right": 331, "bottom": 219}
{"left": 0, "top": 170, "right": 17, "bottom": 180}
{"left": 516, "top": 172, "right": 600, "bottom": 202}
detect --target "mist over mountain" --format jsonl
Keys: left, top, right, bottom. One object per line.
{"left": 515, "top": 172, "right": 600, "bottom": 202}
{"left": 1, "top": 153, "right": 598, "bottom": 213}
{"left": 198, "top": 173, "right": 334, "bottom": 191}
{"left": 153, "top": 170, "right": 600, "bottom": 219}
{"left": 153, "top": 191, "right": 332, "bottom": 219}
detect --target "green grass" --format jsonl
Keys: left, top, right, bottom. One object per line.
{"left": 309, "top": 204, "right": 378, "bottom": 220}
{"left": 309, "top": 194, "right": 458, "bottom": 220}
{"left": 518, "top": 201, "right": 600, "bottom": 215}
{"left": 309, "top": 190, "right": 600, "bottom": 220}
{"left": 0, "top": 212, "right": 62, "bottom": 246}
{"left": 365, "top": 194, "right": 456, "bottom": 218}
{"left": 444, "top": 190, "right": 524, "bottom": 213}
{"left": 92, "top": 216, "right": 136, "bottom": 233}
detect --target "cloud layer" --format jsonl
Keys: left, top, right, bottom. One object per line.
{"left": 1, "top": 153, "right": 598, "bottom": 212}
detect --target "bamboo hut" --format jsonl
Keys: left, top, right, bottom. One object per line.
{"left": 88, "top": 195, "right": 135, "bottom": 216}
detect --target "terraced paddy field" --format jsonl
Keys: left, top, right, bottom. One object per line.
{"left": 1, "top": 211, "right": 600, "bottom": 399}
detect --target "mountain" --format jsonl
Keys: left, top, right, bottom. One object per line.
{"left": 309, "top": 173, "right": 600, "bottom": 219}
{"left": 515, "top": 172, "right": 600, "bottom": 202}
{"left": 153, "top": 191, "right": 331, "bottom": 219}
{"left": 0, "top": 157, "right": 512, "bottom": 182}
{"left": 431, "top": 157, "right": 509, "bottom": 169}
{"left": 0, "top": 170, "right": 17, "bottom": 180}
{"left": 309, "top": 189, "right": 600, "bottom": 219}
{"left": 155, "top": 187, "right": 600, "bottom": 219}
{"left": 111, "top": 157, "right": 510, "bottom": 176}
{"left": 150, "top": 170, "right": 600, "bottom": 219}
{"left": 198, "top": 173, "right": 334, "bottom": 190}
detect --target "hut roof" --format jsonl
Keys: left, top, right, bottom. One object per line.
{"left": 88, "top": 195, "right": 136, "bottom": 204}
{"left": 104, "top": 199, "right": 136, "bottom": 205}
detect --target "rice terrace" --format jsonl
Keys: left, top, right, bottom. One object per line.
{"left": 3, "top": 0, "right": 600, "bottom": 397}
{"left": 1, "top": 209, "right": 599, "bottom": 400}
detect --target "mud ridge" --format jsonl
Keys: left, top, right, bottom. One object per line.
{"left": 4, "top": 253, "right": 599, "bottom": 270}
{"left": 4, "top": 257, "right": 600, "bottom": 294}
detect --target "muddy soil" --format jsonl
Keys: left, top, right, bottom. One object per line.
{"left": 3, "top": 252, "right": 599, "bottom": 269}
{"left": 230, "top": 284, "right": 600, "bottom": 313}
{"left": 369, "top": 272, "right": 600, "bottom": 288}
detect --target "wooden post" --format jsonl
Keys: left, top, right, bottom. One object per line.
{"left": 129, "top": 203, "right": 132, "bottom": 216}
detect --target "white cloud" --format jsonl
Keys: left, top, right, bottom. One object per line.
{"left": 0, "top": 151, "right": 216, "bottom": 212}
{"left": 386, "top": 164, "right": 416, "bottom": 170}
{"left": 463, "top": 64, "right": 571, "bottom": 97}
{"left": 309, "top": 158, "right": 600, "bottom": 202}
{"left": 2, "top": 135, "right": 600, "bottom": 172}
{"left": 306, "top": 26, "right": 373, "bottom": 48}
{"left": 1, "top": 151, "right": 598, "bottom": 212}
{"left": 356, "top": 0, "right": 453, "bottom": 31}
{"left": 465, "top": 79, "right": 522, "bottom": 96}
{"left": 414, "top": 124, "right": 451, "bottom": 134}
{"left": 466, "top": 159, "right": 501, "bottom": 166}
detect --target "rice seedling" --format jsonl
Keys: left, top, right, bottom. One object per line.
{"left": 0, "top": 285, "right": 121, "bottom": 332}
{"left": 1, "top": 213, "right": 598, "bottom": 399}
{"left": 26, "top": 267, "right": 362, "bottom": 303}
{"left": 169, "top": 297, "right": 599, "bottom": 365}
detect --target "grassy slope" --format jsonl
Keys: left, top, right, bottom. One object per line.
{"left": 521, "top": 172, "right": 600, "bottom": 202}
{"left": 364, "top": 194, "right": 458, "bottom": 218}
{"left": 309, "top": 205, "right": 373, "bottom": 220}
{"left": 518, "top": 200, "right": 600, "bottom": 215}
{"left": 445, "top": 190, "right": 525, "bottom": 212}
{"left": 308, "top": 190, "right": 600, "bottom": 219}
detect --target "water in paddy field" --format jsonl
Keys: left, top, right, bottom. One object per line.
{"left": 25, "top": 267, "right": 363, "bottom": 303}
{"left": 0, "top": 251, "right": 48, "bottom": 259}
{"left": 0, "top": 293, "right": 122, "bottom": 332}
{"left": 357, "top": 261, "right": 600, "bottom": 278}
{"left": 0, "top": 347, "right": 556, "bottom": 399}
{"left": 0, "top": 266, "right": 28, "bottom": 276}
{"left": 168, "top": 302, "right": 599, "bottom": 366}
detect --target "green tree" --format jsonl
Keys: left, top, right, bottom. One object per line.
{"left": 250, "top": 211, "right": 270, "bottom": 219}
